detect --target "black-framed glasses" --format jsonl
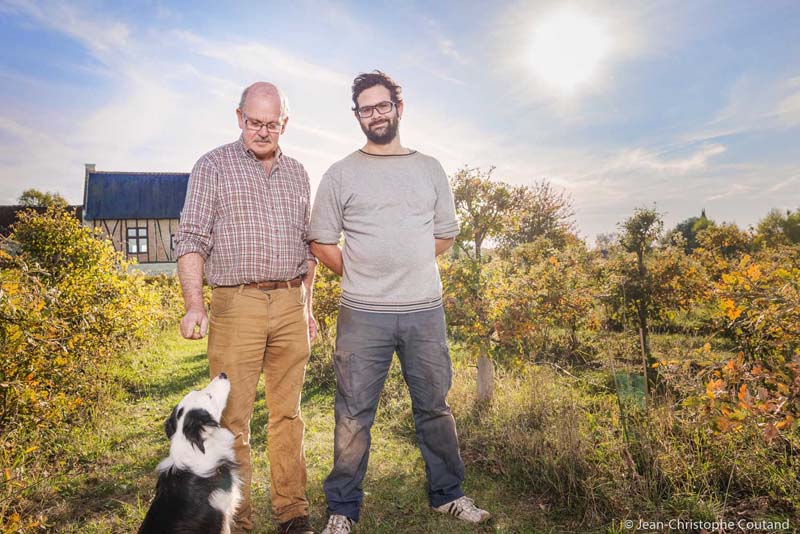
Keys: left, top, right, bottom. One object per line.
{"left": 243, "top": 114, "right": 282, "bottom": 133}
{"left": 354, "top": 101, "right": 395, "bottom": 118}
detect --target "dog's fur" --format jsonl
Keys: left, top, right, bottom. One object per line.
{"left": 139, "top": 373, "right": 241, "bottom": 534}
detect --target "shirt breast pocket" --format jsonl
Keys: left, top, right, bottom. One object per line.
{"left": 284, "top": 193, "right": 308, "bottom": 231}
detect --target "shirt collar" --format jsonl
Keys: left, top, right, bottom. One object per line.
{"left": 237, "top": 135, "right": 283, "bottom": 163}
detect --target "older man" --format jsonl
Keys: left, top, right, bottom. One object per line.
{"left": 309, "top": 71, "right": 491, "bottom": 533}
{"left": 174, "top": 82, "right": 316, "bottom": 534}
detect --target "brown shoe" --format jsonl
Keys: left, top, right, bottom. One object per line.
{"left": 278, "top": 515, "right": 315, "bottom": 534}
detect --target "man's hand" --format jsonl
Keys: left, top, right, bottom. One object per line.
{"left": 180, "top": 306, "right": 209, "bottom": 339}
{"left": 308, "top": 313, "right": 318, "bottom": 343}
{"left": 177, "top": 253, "right": 207, "bottom": 340}
{"left": 435, "top": 237, "right": 455, "bottom": 256}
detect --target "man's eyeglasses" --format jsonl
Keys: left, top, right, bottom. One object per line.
{"left": 243, "top": 115, "right": 282, "bottom": 134}
{"left": 354, "top": 101, "right": 395, "bottom": 118}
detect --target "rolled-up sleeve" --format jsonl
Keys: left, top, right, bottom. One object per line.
{"left": 308, "top": 168, "right": 343, "bottom": 245}
{"left": 174, "top": 155, "right": 217, "bottom": 260}
{"left": 432, "top": 162, "right": 460, "bottom": 239}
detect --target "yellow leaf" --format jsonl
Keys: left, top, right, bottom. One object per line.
{"left": 706, "top": 379, "right": 723, "bottom": 399}
{"left": 715, "top": 416, "right": 731, "bottom": 432}
{"left": 776, "top": 415, "right": 794, "bottom": 430}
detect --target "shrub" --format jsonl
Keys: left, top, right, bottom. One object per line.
{"left": 0, "top": 207, "right": 177, "bottom": 530}
{"left": 305, "top": 265, "right": 341, "bottom": 391}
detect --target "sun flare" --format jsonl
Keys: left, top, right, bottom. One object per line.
{"left": 530, "top": 8, "right": 612, "bottom": 93}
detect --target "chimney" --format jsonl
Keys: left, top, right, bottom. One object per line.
{"left": 83, "top": 163, "right": 96, "bottom": 223}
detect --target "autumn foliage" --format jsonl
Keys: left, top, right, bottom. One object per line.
{"left": 0, "top": 207, "right": 181, "bottom": 530}
{"left": 2, "top": 183, "right": 798, "bottom": 527}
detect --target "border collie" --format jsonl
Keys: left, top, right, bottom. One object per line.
{"left": 139, "top": 373, "right": 241, "bottom": 534}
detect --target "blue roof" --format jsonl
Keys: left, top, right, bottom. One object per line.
{"left": 84, "top": 172, "right": 189, "bottom": 220}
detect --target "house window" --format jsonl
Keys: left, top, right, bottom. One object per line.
{"left": 127, "top": 227, "right": 148, "bottom": 254}
{"left": 170, "top": 233, "right": 175, "bottom": 251}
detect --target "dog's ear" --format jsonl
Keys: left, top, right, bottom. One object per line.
{"left": 182, "top": 408, "right": 219, "bottom": 454}
{"left": 164, "top": 406, "right": 183, "bottom": 439}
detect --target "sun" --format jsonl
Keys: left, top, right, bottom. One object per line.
{"left": 530, "top": 8, "right": 612, "bottom": 93}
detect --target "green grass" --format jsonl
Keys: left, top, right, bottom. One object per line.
{"left": 31, "top": 329, "right": 799, "bottom": 533}
{"left": 36, "top": 330, "right": 560, "bottom": 533}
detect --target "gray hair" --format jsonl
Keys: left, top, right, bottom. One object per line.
{"left": 238, "top": 82, "right": 290, "bottom": 123}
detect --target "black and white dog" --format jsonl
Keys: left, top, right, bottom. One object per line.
{"left": 139, "top": 372, "right": 241, "bottom": 534}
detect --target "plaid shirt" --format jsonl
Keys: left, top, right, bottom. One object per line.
{"left": 175, "top": 137, "right": 315, "bottom": 287}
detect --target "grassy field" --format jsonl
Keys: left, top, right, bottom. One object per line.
{"left": 30, "top": 328, "right": 798, "bottom": 533}
{"left": 36, "top": 330, "right": 567, "bottom": 534}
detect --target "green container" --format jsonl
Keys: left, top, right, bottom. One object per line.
{"left": 613, "top": 372, "right": 646, "bottom": 409}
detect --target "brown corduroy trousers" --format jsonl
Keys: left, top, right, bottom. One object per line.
{"left": 207, "top": 284, "right": 310, "bottom": 530}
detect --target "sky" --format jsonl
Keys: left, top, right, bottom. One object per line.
{"left": 0, "top": 0, "right": 798, "bottom": 242}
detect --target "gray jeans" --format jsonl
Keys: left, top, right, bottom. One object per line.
{"left": 323, "top": 306, "right": 465, "bottom": 521}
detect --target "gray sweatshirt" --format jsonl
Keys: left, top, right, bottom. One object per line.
{"left": 308, "top": 149, "right": 460, "bottom": 313}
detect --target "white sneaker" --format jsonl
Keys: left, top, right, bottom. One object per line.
{"left": 321, "top": 514, "right": 354, "bottom": 534}
{"left": 433, "top": 496, "right": 491, "bottom": 523}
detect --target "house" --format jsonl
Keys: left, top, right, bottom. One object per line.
{"left": 82, "top": 164, "right": 189, "bottom": 273}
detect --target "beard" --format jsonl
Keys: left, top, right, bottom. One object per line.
{"left": 361, "top": 115, "right": 399, "bottom": 145}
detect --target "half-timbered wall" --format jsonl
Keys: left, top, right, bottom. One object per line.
{"left": 88, "top": 218, "right": 179, "bottom": 263}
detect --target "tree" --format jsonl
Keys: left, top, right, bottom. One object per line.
{"left": 18, "top": 188, "right": 68, "bottom": 208}
{"left": 618, "top": 206, "right": 664, "bottom": 393}
{"left": 495, "top": 239, "right": 596, "bottom": 360}
{"left": 499, "top": 180, "right": 576, "bottom": 250}
{"left": 449, "top": 166, "right": 521, "bottom": 400}
{"left": 693, "top": 223, "right": 753, "bottom": 282}
{"left": 451, "top": 166, "right": 522, "bottom": 263}
{"left": 668, "top": 209, "right": 713, "bottom": 253}
{"left": 755, "top": 208, "right": 800, "bottom": 247}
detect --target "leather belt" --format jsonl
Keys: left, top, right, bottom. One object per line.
{"left": 240, "top": 276, "right": 304, "bottom": 290}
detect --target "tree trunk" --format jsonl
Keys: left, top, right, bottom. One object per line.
{"left": 639, "top": 326, "right": 650, "bottom": 408}
{"left": 477, "top": 347, "right": 494, "bottom": 401}
{"left": 569, "top": 323, "right": 579, "bottom": 355}
{"left": 636, "top": 249, "right": 655, "bottom": 390}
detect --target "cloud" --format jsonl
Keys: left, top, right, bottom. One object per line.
{"left": 290, "top": 123, "right": 353, "bottom": 146}
{"left": 77, "top": 72, "right": 180, "bottom": 155}
{"left": 604, "top": 143, "right": 726, "bottom": 174}
{"left": 705, "top": 183, "right": 754, "bottom": 202}
{"left": 0, "top": 116, "right": 82, "bottom": 203}
{"left": 437, "top": 38, "right": 468, "bottom": 65}
{"left": 417, "top": 14, "right": 470, "bottom": 66}
{"left": 767, "top": 175, "right": 798, "bottom": 193}
{"left": 2, "top": 0, "right": 130, "bottom": 60}
{"left": 775, "top": 77, "right": 800, "bottom": 127}
{"left": 0, "top": 0, "right": 797, "bottom": 242}
{"left": 174, "top": 31, "right": 351, "bottom": 87}
{"left": 687, "top": 75, "right": 800, "bottom": 142}
{"left": 0, "top": 1, "right": 361, "bottom": 198}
